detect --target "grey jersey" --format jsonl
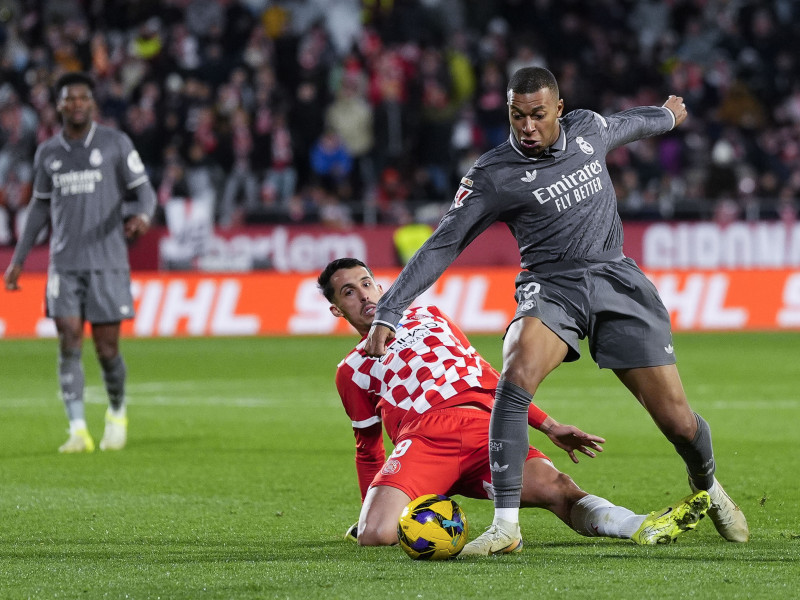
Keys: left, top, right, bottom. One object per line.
{"left": 12, "top": 122, "right": 154, "bottom": 271}
{"left": 374, "top": 106, "right": 676, "bottom": 328}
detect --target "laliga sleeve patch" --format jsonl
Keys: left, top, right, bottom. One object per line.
{"left": 452, "top": 185, "right": 473, "bottom": 209}
{"left": 127, "top": 150, "right": 145, "bottom": 174}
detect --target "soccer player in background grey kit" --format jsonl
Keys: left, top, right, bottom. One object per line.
{"left": 4, "top": 72, "right": 156, "bottom": 453}
{"left": 364, "top": 67, "right": 749, "bottom": 554}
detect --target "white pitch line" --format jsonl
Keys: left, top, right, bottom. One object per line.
{"left": 128, "top": 395, "right": 291, "bottom": 408}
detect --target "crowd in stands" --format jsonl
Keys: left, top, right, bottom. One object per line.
{"left": 1, "top": 0, "right": 799, "bottom": 245}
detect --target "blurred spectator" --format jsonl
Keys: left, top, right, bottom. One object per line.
{"left": 290, "top": 79, "right": 326, "bottom": 188}
{"left": 393, "top": 221, "right": 433, "bottom": 265}
{"left": 445, "top": 31, "right": 476, "bottom": 109}
{"left": 0, "top": 83, "right": 37, "bottom": 243}
{"left": 157, "top": 154, "right": 191, "bottom": 207}
{"left": 474, "top": 60, "right": 508, "bottom": 150}
{"left": 314, "top": 183, "right": 353, "bottom": 229}
{"left": 185, "top": 0, "right": 225, "bottom": 41}
{"left": 370, "top": 48, "right": 411, "bottom": 175}
{"left": 451, "top": 106, "right": 484, "bottom": 177}
{"left": 325, "top": 72, "right": 374, "bottom": 200}
{"left": 505, "top": 42, "right": 547, "bottom": 81}
{"left": 415, "top": 46, "right": 457, "bottom": 199}
{"left": 309, "top": 129, "right": 353, "bottom": 196}
{"left": 218, "top": 107, "right": 260, "bottom": 227}
{"left": 129, "top": 17, "right": 163, "bottom": 62}
{"left": 261, "top": 111, "right": 297, "bottom": 208}
{"left": 184, "top": 138, "right": 219, "bottom": 209}
{"left": 0, "top": 83, "right": 37, "bottom": 184}
{"left": 374, "top": 167, "right": 411, "bottom": 224}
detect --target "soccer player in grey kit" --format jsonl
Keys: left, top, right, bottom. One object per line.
{"left": 4, "top": 72, "right": 156, "bottom": 453}
{"left": 364, "top": 67, "right": 749, "bottom": 553}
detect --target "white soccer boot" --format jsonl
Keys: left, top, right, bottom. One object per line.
{"left": 458, "top": 518, "right": 522, "bottom": 557}
{"left": 99, "top": 409, "right": 128, "bottom": 451}
{"left": 690, "top": 478, "right": 749, "bottom": 542}
{"left": 59, "top": 428, "right": 95, "bottom": 453}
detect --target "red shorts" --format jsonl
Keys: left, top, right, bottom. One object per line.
{"left": 369, "top": 407, "right": 549, "bottom": 500}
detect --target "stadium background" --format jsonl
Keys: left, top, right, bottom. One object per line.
{"left": 1, "top": 0, "right": 799, "bottom": 336}
{"left": 1, "top": 4, "right": 798, "bottom": 598}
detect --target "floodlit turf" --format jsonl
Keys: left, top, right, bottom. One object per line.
{"left": 1, "top": 332, "right": 798, "bottom": 599}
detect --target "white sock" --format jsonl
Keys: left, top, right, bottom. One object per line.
{"left": 69, "top": 419, "right": 88, "bottom": 434}
{"left": 108, "top": 405, "right": 127, "bottom": 419}
{"left": 494, "top": 507, "right": 519, "bottom": 525}
{"left": 570, "top": 494, "right": 646, "bottom": 539}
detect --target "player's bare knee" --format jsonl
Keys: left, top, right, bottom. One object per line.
{"left": 357, "top": 523, "right": 397, "bottom": 546}
{"left": 656, "top": 410, "right": 698, "bottom": 444}
{"left": 500, "top": 364, "right": 543, "bottom": 393}
{"left": 95, "top": 346, "right": 119, "bottom": 363}
{"left": 521, "top": 464, "right": 582, "bottom": 509}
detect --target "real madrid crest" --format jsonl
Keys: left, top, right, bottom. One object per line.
{"left": 89, "top": 148, "right": 103, "bottom": 166}
{"left": 576, "top": 136, "right": 594, "bottom": 155}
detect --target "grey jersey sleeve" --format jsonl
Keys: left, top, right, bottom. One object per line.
{"left": 10, "top": 198, "right": 50, "bottom": 267}
{"left": 123, "top": 177, "right": 157, "bottom": 221}
{"left": 596, "top": 106, "right": 675, "bottom": 151}
{"left": 373, "top": 170, "right": 500, "bottom": 328}
{"left": 30, "top": 142, "right": 53, "bottom": 200}
{"left": 12, "top": 145, "right": 52, "bottom": 266}
{"left": 117, "top": 132, "right": 150, "bottom": 190}
{"left": 117, "top": 132, "right": 156, "bottom": 219}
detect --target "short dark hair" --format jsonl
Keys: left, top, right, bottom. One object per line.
{"left": 54, "top": 72, "right": 95, "bottom": 98}
{"left": 317, "top": 258, "right": 373, "bottom": 302}
{"left": 507, "top": 67, "right": 559, "bottom": 98}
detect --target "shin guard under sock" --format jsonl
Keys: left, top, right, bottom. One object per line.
{"left": 673, "top": 412, "right": 716, "bottom": 490}
{"left": 58, "top": 348, "right": 85, "bottom": 422}
{"left": 489, "top": 380, "right": 533, "bottom": 509}
{"left": 100, "top": 354, "right": 127, "bottom": 411}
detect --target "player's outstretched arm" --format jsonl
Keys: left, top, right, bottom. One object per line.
{"left": 539, "top": 416, "right": 605, "bottom": 464}
{"left": 364, "top": 323, "right": 395, "bottom": 357}
{"left": 4, "top": 263, "right": 22, "bottom": 291}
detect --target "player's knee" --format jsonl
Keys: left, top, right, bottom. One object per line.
{"left": 93, "top": 341, "right": 120, "bottom": 362}
{"left": 500, "top": 363, "right": 543, "bottom": 393}
{"left": 357, "top": 522, "right": 398, "bottom": 546}
{"left": 521, "top": 467, "right": 581, "bottom": 509}
{"left": 656, "top": 409, "right": 698, "bottom": 444}
{"left": 57, "top": 327, "right": 83, "bottom": 350}
{"left": 551, "top": 471, "right": 582, "bottom": 497}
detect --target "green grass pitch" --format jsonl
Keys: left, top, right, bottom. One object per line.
{"left": 1, "top": 332, "right": 798, "bottom": 599}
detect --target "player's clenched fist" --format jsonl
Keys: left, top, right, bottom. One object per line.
{"left": 663, "top": 94, "right": 688, "bottom": 127}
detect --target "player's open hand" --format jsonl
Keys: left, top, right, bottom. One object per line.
{"left": 4, "top": 263, "right": 22, "bottom": 291}
{"left": 663, "top": 95, "right": 688, "bottom": 127}
{"left": 363, "top": 323, "right": 394, "bottom": 357}
{"left": 541, "top": 418, "right": 605, "bottom": 464}
{"left": 124, "top": 213, "right": 151, "bottom": 243}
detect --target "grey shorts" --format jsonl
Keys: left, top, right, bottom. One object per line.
{"left": 512, "top": 254, "right": 676, "bottom": 369}
{"left": 45, "top": 269, "right": 135, "bottom": 323}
